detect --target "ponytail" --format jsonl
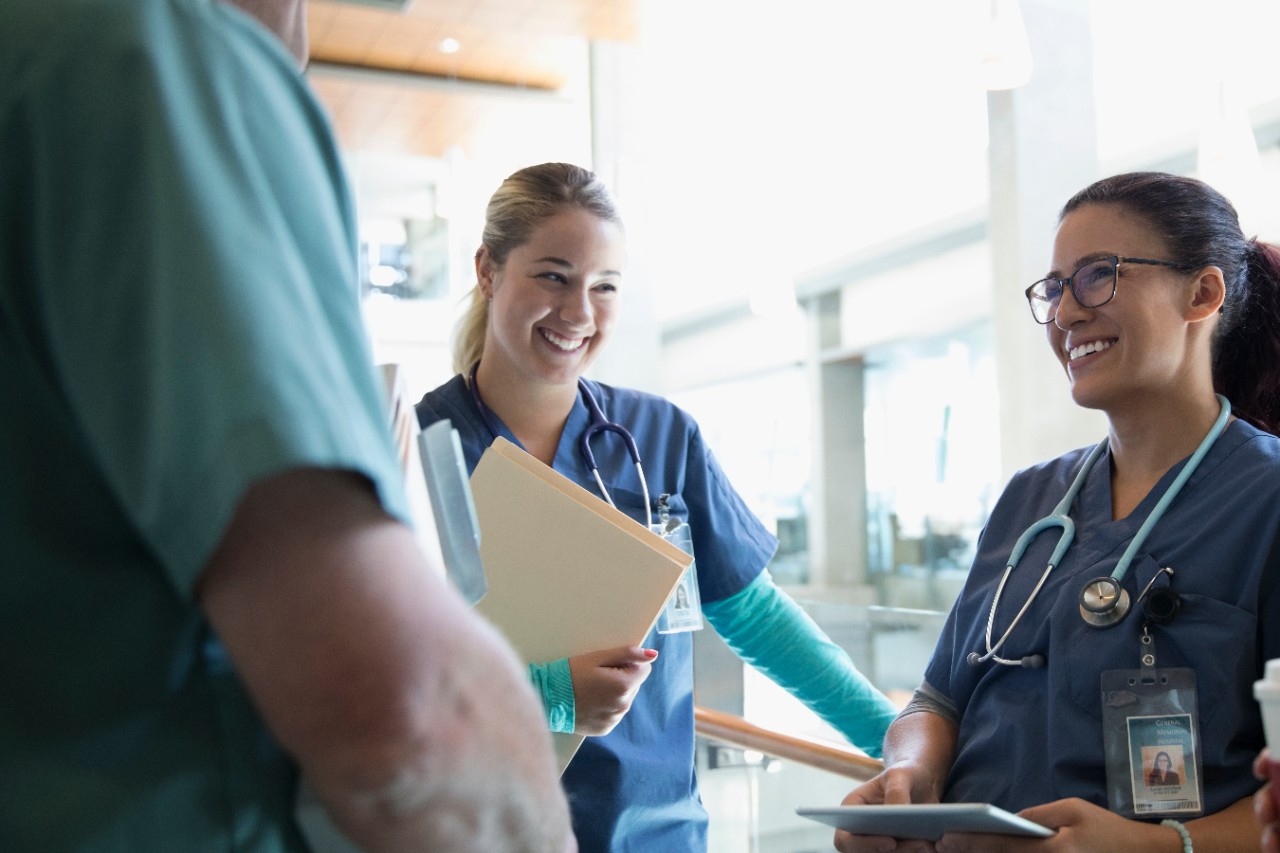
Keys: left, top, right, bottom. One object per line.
{"left": 452, "top": 285, "right": 488, "bottom": 378}
{"left": 1213, "top": 240, "right": 1280, "bottom": 434}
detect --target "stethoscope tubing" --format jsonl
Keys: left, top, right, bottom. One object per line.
{"left": 973, "top": 440, "right": 1102, "bottom": 667}
{"left": 467, "top": 365, "right": 653, "bottom": 528}
{"left": 972, "top": 394, "right": 1232, "bottom": 667}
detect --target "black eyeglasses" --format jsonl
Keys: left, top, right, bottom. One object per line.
{"left": 1025, "top": 255, "right": 1194, "bottom": 325}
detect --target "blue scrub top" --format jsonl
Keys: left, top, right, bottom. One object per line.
{"left": 417, "top": 374, "right": 776, "bottom": 852}
{"left": 925, "top": 419, "right": 1280, "bottom": 815}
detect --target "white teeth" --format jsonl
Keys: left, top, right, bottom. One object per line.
{"left": 541, "top": 329, "right": 585, "bottom": 352}
{"left": 1068, "top": 340, "right": 1113, "bottom": 361}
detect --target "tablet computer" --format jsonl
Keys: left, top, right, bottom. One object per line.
{"left": 795, "top": 803, "right": 1054, "bottom": 841}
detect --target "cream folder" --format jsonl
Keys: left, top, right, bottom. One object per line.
{"left": 471, "top": 436, "right": 694, "bottom": 773}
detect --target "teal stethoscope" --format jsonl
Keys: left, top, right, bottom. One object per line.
{"left": 467, "top": 364, "right": 654, "bottom": 528}
{"left": 967, "top": 394, "right": 1231, "bottom": 669}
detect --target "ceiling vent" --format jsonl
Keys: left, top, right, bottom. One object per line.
{"left": 333, "top": 0, "right": 415, "bottom": 11}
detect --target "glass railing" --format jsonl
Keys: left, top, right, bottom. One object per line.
{"left": 694, "top": 600, "right": 949, "bottom": 853}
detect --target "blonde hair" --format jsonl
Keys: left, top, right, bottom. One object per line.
{"left": 453, "top": 163, "right": 623, "bottom": 376}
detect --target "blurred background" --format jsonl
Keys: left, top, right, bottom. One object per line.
{"left": 305, "top": 1, "right": 1280, "bottom": 847}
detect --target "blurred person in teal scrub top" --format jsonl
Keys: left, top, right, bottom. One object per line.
{"left": 0, "top": 1, "right": 573, "bottom": 851}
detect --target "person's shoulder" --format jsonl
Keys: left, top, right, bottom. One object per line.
{"left": 1211, "top": 418, "right": 1280, "bottom": 489}
{"left": 8, "top": 0, "right": 285, "bottom": 87}
{"left": 16, "top": 0, "right": 222, "bottom": 47}
{"left": 1225, "top": 417, "right": 1280, "bottom": 460}
{"left": 4, "top": 0, "right": 143, "bottom": 66}
{"left": 415, "top": 374, "right": 469, "bottom": 427}
{"left": 585, "top": 380, "right": 698, "bottom": 428}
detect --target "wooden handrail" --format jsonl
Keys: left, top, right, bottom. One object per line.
{"left": 694, "top": 705, "right": 884, "bottom": 781}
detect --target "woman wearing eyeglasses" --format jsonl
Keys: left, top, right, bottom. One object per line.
{"left": 835, "top": 171, "right": 1280, "bottom": 853}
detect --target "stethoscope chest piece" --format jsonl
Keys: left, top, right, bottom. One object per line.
{"left": 1079, "top": 576, "right": 1131, "bottom": 628}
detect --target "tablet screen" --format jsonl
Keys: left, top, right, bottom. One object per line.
{"left": 795, "top": 803, "right": 1054, "bottom": 841}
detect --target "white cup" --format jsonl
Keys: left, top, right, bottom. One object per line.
{"left": 1255, "top": 659, "right": 1280, "bottom": 753}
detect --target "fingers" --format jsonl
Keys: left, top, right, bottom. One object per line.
{"left": 1257, "top": 784, "right": 1278, "bottom": 827}
{"left": 936, "top": 832, "right": 1019, "bottom": 853}
{"left": 833, "top": 831, "right": 932, "bottom": 853}
{"left": 1265, "top": 824, "right": 1280, "bottom": 853}
{"left": 568, "top": 647, "right": 659, "bottom": 736}
{"left": 577, "top": 645, "right": 658, "bottom": 669}
{"left": 833, "top": 829, "right": 898, "bottom": 853}
{"left": 601, "top": 646, "right": 659, "bottom": 668}
{"left": 833, "top": 775, "right": 904, "bottom": 853}
{"left": 880, "top": 770, "right": 920, "bottom": 806}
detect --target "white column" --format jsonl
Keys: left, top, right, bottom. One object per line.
{"left": 586, "top": 40, "right": 662, "bottom": 394}
{"left": 988, "top": 0, "right": 1107, "bottom": 481}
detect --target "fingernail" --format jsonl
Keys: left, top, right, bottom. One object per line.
{"left": 643, "top": 649, "right": 659, "bottom": 659}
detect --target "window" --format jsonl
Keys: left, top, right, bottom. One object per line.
{"left": 668, "top": 365, "right": 812, "bottom": 584}
{"left": 863, "top": 323, "right": 1000, "bottom": 610}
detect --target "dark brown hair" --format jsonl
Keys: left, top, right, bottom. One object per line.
{"left": 1061, "top": 172, "right": 1280, "bottom": 434}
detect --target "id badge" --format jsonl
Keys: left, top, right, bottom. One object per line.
{"left": 652, "top": 519, "right": 704, "bottom": 634}
{"left": 1100, "top": 663, "right": 1203, "bottom": 818}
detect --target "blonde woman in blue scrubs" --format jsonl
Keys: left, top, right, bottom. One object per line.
{"left": 417, "top": 162, "right": 899, "bottom": 852}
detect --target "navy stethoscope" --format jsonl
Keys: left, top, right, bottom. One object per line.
{"left": 467, "top": 364, "right": 654, "bottom": 528}
{"left": 967, "top": 394, "right": 1231, "bottom": 668}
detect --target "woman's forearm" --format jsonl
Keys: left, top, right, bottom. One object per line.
{"left": 1183, "top": 795, "right": 1260, "bottom": 853}
{"left": 881, "top": 709, "right": 958, "bottom": 803}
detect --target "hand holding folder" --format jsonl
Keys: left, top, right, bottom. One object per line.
{"left": 470, "top": 437, "right": 694, "bottom": 772}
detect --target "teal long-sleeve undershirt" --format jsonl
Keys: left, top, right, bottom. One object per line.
{"left": 526, "top": 570, "right": 898, "bottom": 751}
{"left": 702, "top": 570, "right": 898, "bottom": 758}
{"left": 528, "top": 658, "right": 575, "bottom": 733}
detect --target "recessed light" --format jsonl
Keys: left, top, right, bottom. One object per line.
{"left": 438, "top": 37, "right": 461, "bottom": 54}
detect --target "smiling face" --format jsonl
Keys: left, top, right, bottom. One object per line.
{"left": 1045, "top": 203, "right": 1209, "bottom": 415}
{"left": 479, "top": 206, "right": 625, "bottom": 391}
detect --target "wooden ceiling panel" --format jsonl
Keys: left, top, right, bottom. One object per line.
{"left": 306, "top": 0, "right": 635, "bottom": 161}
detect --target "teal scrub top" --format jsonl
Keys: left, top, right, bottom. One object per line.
{"left": 0, "top": 0, "right": 409, "bottom": 849}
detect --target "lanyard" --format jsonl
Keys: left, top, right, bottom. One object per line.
{"left": 466, "top": 366, "right": 652, "bottom": 527}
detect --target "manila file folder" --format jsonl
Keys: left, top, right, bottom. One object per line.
{"left": 470, "top": 436, "right": 694, "bottom": 773}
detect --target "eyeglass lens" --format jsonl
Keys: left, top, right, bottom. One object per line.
{"left": 1030, "top": 257, "right": 1117, "bottom": 322}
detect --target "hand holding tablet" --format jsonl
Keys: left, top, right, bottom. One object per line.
{"left": 797, "top": 803, "right": 1054, "bottom": 842}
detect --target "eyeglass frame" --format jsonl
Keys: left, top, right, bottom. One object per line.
{"left": 1024, "top": 255, "right": 1196, "bottom": 325}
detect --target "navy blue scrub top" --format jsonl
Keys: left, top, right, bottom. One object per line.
{"left": 417, "top": 373, "right": 776, "bottom": 853}
{"left": 925, "top": 419, "right": 1280, "bottom": 816}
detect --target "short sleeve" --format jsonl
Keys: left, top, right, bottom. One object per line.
{"left": 680, "top": 423, "right": 777, "bottom": 603}
{"left": 4, "top": 0, "right": 408, "bottom": 596}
